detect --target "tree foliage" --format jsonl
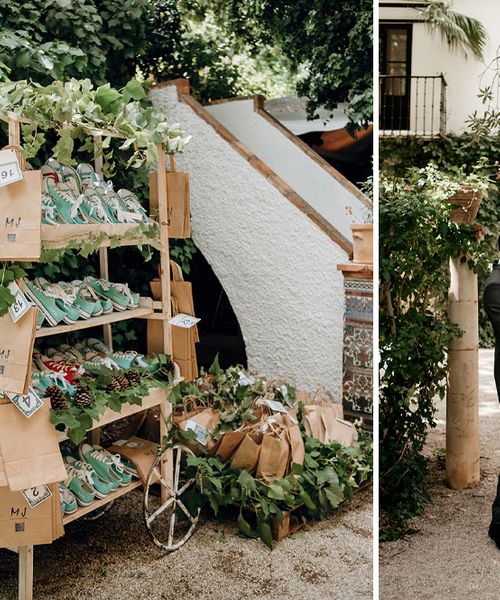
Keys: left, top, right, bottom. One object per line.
{"left": 182, "top": 0, "right": 373, "bottom": 128}
{"left": 379, "top": 165, "right": 492, "bottom": 536}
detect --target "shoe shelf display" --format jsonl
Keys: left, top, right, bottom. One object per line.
{"left": 1, "top": 112, "right": 187, "bottom": 600}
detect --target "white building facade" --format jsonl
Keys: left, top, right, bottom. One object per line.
{"left": 379, "top": 0, "right": 499, "bottom": 136}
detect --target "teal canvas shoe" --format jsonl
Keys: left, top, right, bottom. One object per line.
{"left": 79, "top": 443, "right": 132, "bottom": 487}
{"left": 23, "top": 279, "right": 67, "bottom": 326}
{"left": 64, "top": 463, "right": 96, "bottom": 506}
{"left": 65, "top": 456, "right": 113, "bottom": 499}
{"left": 59, "top": 482, "right": 78, "bottom": 515}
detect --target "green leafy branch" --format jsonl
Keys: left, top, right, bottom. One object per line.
{"left": 0, "top": 78, "right": 191, "bottom": 174}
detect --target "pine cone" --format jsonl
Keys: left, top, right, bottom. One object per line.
{"left": 46, "top": 385, "right": 68, "bottom": 410}
{"left": 106, "top": 376, "right": 123, "bottom": 393}
{"left": 125, "top": 369, "right": 141, "bottom": 386}
{"left": 164, "top": 357, "right": 175, "bottom": 375}
{"left": 73, "top": 386, "right": 92, "bottom": 408}
{"left": 117, "top": 375, "right": 131, "bottom": 391}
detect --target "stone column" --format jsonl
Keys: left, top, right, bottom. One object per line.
{"left": 446, "top": 255, "right": 480, "bottom": 489}
{"left": 337, "top": 263, "right": 374, "bottom": 428}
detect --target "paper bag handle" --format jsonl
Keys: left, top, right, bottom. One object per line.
{"left": 170, "top": 260, "right": 184, "bottom": 282}
{"left": 2, "top": 144, "right": 26, "bottom": 171}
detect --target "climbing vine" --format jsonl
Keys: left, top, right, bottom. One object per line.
{"left": 379, "top": 164, "right": 492, "bottom": 537}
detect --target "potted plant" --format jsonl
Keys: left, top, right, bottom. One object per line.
{"left": 350, "top": 179, "right": 373, "bottom": 264}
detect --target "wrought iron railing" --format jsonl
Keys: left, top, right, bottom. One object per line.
{"left": 379, "top": 74, "right": 447, "bottom": 137}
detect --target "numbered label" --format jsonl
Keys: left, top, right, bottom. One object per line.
{"left": 169, "top": 313, "right": 201, "bottom": 328}
{"left": 0, "top": 150, "right": 22, "bottom": 188}
{"left": 21, "top": 485, "right": 52, "bottom": 508}
{"left": 8, "top": 281, "right": 30, "bottom": 323}
{"left": 7, "top": 387, "right": 44, "bottom": 418}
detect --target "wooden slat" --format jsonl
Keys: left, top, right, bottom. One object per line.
{"left": 41, "top": 224, "right": 159, "bottom": 249}
{"left": 63, "top": 480, "right": 143, "bottom": 525}
{"left": 55, "top": 381, "right": 182, "bottom": 443}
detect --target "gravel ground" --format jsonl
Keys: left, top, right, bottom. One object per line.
{"left": 0, "top": 483, "right": 372, "bottom": 600}
{"left": 380, "top": 348, "right": 500, "bottom": 599}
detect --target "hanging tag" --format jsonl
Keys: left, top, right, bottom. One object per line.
{"left": 0, "top": 149, "right": 23, "bottom": 188}
{"left": 8, "top": 281, "right": 30, "bottom": 323}
{"left": 21, "top": 485, "right": 52, "bottom": 508}
{"left": 169, "top": 313, "right": 201, "bottom": 328}
{"left": 6, "top": 387, "right": 44, "bottom": 418}
{"left": 183, "top": 420, "right": 209, "bottom": 445}
{"left": 265, "top": 399, "right": 288, "bottom": 414}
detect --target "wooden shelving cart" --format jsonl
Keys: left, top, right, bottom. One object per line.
{"left": 0, "top": 114, "right": 197, "bottom": 600}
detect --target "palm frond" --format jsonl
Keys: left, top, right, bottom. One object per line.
{"left": 420, "top": 1, "right": 488, "bottom": 61}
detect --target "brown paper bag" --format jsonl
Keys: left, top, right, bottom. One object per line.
{"left": 282, "top": 415, "right": 305, "bottom": 468}
{"left": 170, "top": 261, "right": 199, "bottom": 344}
{"left": 256, "top": 427, "right": 290, "bottom": 481}
{"left": 149, "top": 276, "right": 199, "bottom": 380}
{"left": 0, "top": 482, "right": 63, "bottom": 547}
{"left": 0, "top": 402, "right": 67, "bottom": 491}
{"left": 215, "top": 430, "right": 248, "bottom": 462}
{"left": 110, "top": 437, "right": 159, "bottom": 485}
{"left": 0, "top": 163, "right": 42, "bottom": 261}
{"left": 0, "top": 307, "right": 38, "bottom": 394}
{"left": 302, "top": 403, "right": 344, "bottom": 443}
{"left": 174, "top": 405, "right": 220, "bottom": 451}
{"left": 149, "top": 171, "right": 190, "bottom": 238}
{"left": 325, "top": 417, "right": 359, "bottom": 447}
{"left": 230, "top": 434, "right": 261, "bottom": 473}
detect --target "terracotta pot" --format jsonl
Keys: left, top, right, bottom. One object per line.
{"left": 446, "top": 187, "right": 483, "bottom": 225}
{"left": 350, "top": 224, "right": 373, "bottom": 265}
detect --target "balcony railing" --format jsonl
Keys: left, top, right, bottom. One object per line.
{"left": 379, "top": 74, "right": 447, "bottom": 138}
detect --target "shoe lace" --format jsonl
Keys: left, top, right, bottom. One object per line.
{"left": 90, "top": 449, "right": 125, "bottom": 473}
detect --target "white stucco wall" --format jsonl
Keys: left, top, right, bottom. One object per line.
{"left": 205, "top": 99, "right": 366, "bottom": 241}
{"left": 150, "top": 85, "right": 349, "bottom": 399}
{"left": 380, "top": 0, "right": 500, "bottom": 133}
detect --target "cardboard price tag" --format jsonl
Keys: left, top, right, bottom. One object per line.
{"left": 0, "top": 150, "right": 23, "bottom": 188}
{"left": 6, "top": 387, "right": 44, "bottom": 418}
{"left": 184, "top": 420, "right": 209, "bottom": 445}
{"left": 169, "top": 313, "right": 201, "bottom": 328}
{"left": 265, "top": 399, "right": 288, "bottom": 414}
{"left": 21, "top": 485, "right": 52, "bottom": 508}
{"left": 8, "top": 281, "right": 30, "bottom": 323}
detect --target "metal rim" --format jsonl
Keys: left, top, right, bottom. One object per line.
{"left": 143, "top": 444, "right": 200, "bottom": 551}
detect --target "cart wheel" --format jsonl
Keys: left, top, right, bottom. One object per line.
{"left": 143, "top": 444, "right": 200, "bottom": 551}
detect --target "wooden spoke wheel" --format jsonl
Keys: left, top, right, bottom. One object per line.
{"left": 143, "top": 444, "right": 200, "bottom": 551}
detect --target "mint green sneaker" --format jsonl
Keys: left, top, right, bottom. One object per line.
{"left": 23, "top": 279, "right": 67, "bottom": 326}
{"left": 33, "top": 279, "right": 81, "bottom": 324}
{"left": 65, "top": 456, "right": 113, "bottom": 499}
{"left": 64, "top": 463, "right": 96, "bottom": 506}
{"left": 79, "top": 443, "right": 132, "bottom": 487}
{"left": 59, "top": 482, "right": 78, "bottom": 515}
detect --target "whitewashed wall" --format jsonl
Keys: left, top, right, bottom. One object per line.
{"left": 380, "top": 0, "right": 500, "bottom": 133}
{"left": 205, "top": 99, "right": 367, "bottom": 240}
{"left": 150, "top": 85, "right": 349, "bottom": 398}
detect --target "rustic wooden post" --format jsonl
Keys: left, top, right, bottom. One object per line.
{"left": 446, "top": 254, "right": 480, "bottom": 488}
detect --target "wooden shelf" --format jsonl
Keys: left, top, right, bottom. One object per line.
{"left": 35, "top": 298, "right": 155, "bottom": 338}
{"left": 41, "top": 223, "right": 159, "bottom": 249}
{"left": 63, "top": 479, "right": 143, "bottom": 525}
{"left": 55, "top": 383, "right": 181, "bottom": 443}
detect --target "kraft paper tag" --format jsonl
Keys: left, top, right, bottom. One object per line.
{"left": 8, "top": 281, "right": 30, "bottom": 323}
{"left": 0, "top": 150, "right": 23, "bottom": 188}
{"left": 6, "top": 387, "right": 44, "bottom": 418}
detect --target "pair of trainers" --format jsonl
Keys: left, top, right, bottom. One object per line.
{"left": 41, "top": 159, "right": 152, "bottom": 225}
{"left": 63, "top": 443, "right": 137, "bottom": 508}
{"left": 23, "top": 277, "right": 139, "bottom": 327}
